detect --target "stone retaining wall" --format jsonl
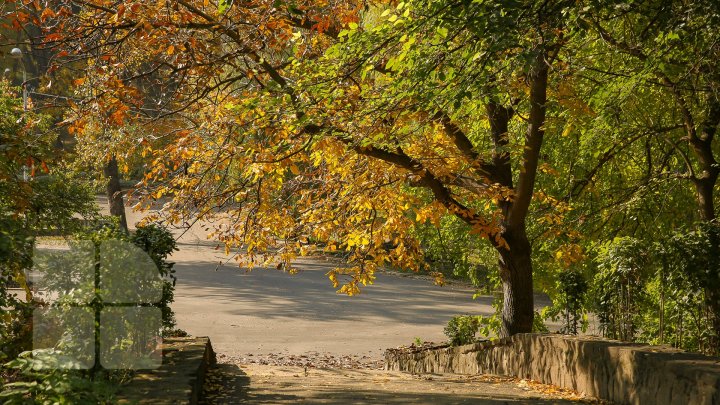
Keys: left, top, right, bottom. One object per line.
{"left": 117, "top": 336, "right": 216, "bottom": 404}
{"left": 385, "top": 333, "right": 720, "bottom": 405}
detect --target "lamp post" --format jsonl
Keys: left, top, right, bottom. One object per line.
{"left": 10, "top": 47, "right": 27, "bottom": 111}
{"left": 9, "top": 48, "right": 28, "bottom": 181}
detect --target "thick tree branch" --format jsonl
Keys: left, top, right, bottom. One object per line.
{"left": 432, "top": 111, "right": 499, "bottom": 183}
{"left": 342, "top": 140, "right": 488, "bottom": 227}
{"left": 507, "top": 53, "right": 549, "bottom": 229}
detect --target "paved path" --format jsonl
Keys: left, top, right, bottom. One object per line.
{"left": 114, "top": 200, "right": 594, "bottom": 404}
{"left": 200, "top": 364, "right": 594, "bottom": 405}
{"left": 157, "top": 216, "right": 552, "bottom": 359}
{"left": 171, "top": 244, "right": 500, "bottom": 359}
{"left": 113, "top": 197, "right": 554, "bottom": 359}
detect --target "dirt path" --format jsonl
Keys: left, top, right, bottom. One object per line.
{"left": 200, "top": 362, "right": 602, "bottom": 405}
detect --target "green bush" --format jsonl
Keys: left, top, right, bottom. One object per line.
{"left": 1, "top": 219, "right": 181, "bottom": 402}
{"left": 591, "top": 237, "right": 652, "bottom": 342}
{"left": 444, "top": 315, "right": 481, "bottom": 346}
{"left": 76, "top": 218, "right": 179, "bottom": 331}
{"left": 543, "top": 269, "right": 589, "bottom": 335}
{"left": 589, "top": 223, "right": 720, "bottom": 356}
{"left": 131, "top": 223, "right": 179, "bottom": 332}
{"left": 655, "top": 221, "right": 720, "bottom": 355}
{"left": 1, "top": 351, "right": 119, "bottom": 404}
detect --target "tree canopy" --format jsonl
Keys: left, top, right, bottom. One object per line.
{"left": 3, "top": 0, "right": 718, "bottom": 339}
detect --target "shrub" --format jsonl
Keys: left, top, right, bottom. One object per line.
{"left": 591, "top": 237, "right": 652, "bottom": 341}
{"left": 75, "top": 218, "right": 178, "bottom": 331}
{"left": 444, "top": 315, "right": 481, "bottom": 346}
{"left": 656, "top": 221, "right": 720, "bottom": 355}
{"left": 588, "top": 223, "right": 720, "bottom": 356}
{"left": 543, "top": 269, "right": 589, "bottom": 335}
{"left": 0, "top": 351, "right": 119, "bottom": 404}
{"left": 131, "top": 223, "right": 179, "bottom": 332}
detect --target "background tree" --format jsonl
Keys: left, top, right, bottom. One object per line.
{"left": 580, "top": 1, "right": 720, "bottom": 222}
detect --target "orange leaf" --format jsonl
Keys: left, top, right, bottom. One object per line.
{"left": 40, "top": 7, "right": 56, "bottom": 21}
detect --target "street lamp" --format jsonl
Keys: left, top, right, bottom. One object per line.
{"left": 10, "top": 47, "right": 27, "bottom": 111}
{"left": 9, "top": 48, "right": 28, "bottom": 181}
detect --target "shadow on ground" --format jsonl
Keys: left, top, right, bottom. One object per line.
{"left": 200, "top": 364, "right": 580, "bottom": 405}
{"left": 172, "top": 258, "right": 497, "bottom": 325}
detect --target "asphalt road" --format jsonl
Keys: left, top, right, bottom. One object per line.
{"left": 110, "top": 199, "right": 600, "bottom": 404}
{"left": 118, "top": 199, "right": 552, "bottom": 360}
{"left": 169, "top": 238, "right": 496, "bottom": 359}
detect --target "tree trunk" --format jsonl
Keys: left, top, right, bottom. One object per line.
{"left": 492, "top": 52, "right": 548, "bottom": 337}
{"left": 693, "top": 98, "right": 720, "bottom": 221}
{"left": 706, "top": 287, "right": 720, "bottom": 356}
{"left": 496, "top": 225, "right": 534, "bottom": 337}
{"left": 694, "top": 177, "right": 717, "bottom": 221}
{"left": 104, "top": 156, "right": 128, "bottom": 231}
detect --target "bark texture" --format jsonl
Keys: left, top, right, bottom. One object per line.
{"left": 104, "top": 156, "right": 128, "bottom": 231}
{"left": 497, "top": 226, "right": 535, "bottom": 336}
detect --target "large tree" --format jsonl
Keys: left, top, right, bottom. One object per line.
{"left": 10, "top": 0, "right": 576, "bottom": 335}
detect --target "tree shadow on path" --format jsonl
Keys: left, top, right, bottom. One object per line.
{"left": 200, "top": 363, "right": 580, "bottom": 405}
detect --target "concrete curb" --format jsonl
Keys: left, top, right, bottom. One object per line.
{"left": 385, "top": 333, "right": 720, "bottom": 405}
{"left": 116, "top": 336, "right": 216, "bottom": 404}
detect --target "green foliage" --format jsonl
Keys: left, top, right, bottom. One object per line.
{"left": 444, "top": 311, "right": 503, "bottom": 346}
{"left": 1, "top": 220, "right": 180, "bottom": 402}
{"left": 590, "top": 224, "right": 720, "bottom": 355}
{"left": 26, "top": 174, "right": 98, "bottom": 235}
{"left": 653, "top": 222, "right": 720, "bottom": 355}
{"left": 0, "top": 216, "right": 31, "bottom": 307}
{"left": 76, "top": 218, "right": 179, "bottom": 331}
{"left": 218, "top": 0, "right": 233, "bottom": 14}
{"left": 532, "top": 311, "right": 550, "bottom": 333}
{"left": 444, "top": 315, "right": 480, "bottom": 346}
{"left": 0, "top": 309, "right": 32, "bottom": 364}
{"left": 543, "top": 270, "right": 589, "bottom": 335}
{"left": 0, "top": 81, "right": 93, "bottom": 368}
{"left": 131, "top": 223, "right": 179, "bottom": 332}
{"left": 591, "top": 237, "right": 653, "bottom": 341}
{"left": 0, "top": 351, "right": 118, "bottom": 404}
{"left": 478, "top": 313, "right": 503, "bottom": 338}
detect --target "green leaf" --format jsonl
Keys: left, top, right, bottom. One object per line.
{"left": 218, "top": 0, "right": 234, "bottom": 14}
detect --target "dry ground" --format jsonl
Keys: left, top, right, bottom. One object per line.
{"left": 199, "top": 362, "right": 605, "bottom": 405}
